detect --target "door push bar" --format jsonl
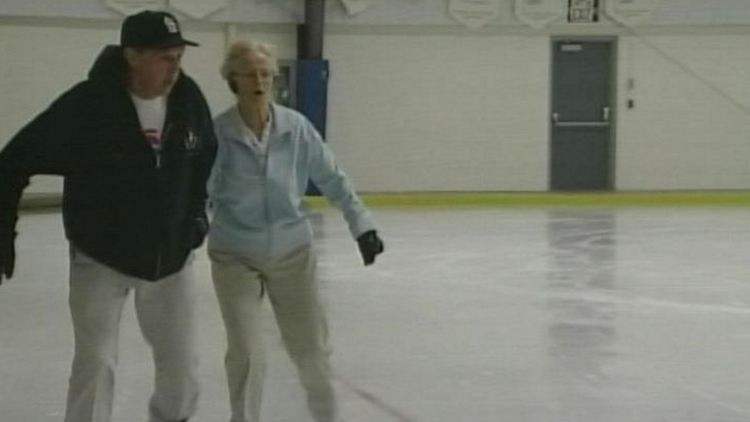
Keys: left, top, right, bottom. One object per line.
{"left": 552, "top": 107, "right": 610, "bottom": 127}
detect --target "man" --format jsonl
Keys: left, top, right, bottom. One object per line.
{"left": 0, "top": 10, "right": 216, "bottom": 422}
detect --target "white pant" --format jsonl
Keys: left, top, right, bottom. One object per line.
{"left": 65, "top": 247, "right": 199, "bottom": 422}
{"left": 209, "top": 246, "right": 336, "bottom": 422}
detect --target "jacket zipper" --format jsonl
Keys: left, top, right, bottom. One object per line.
{"left": 154, "top": 253, "right": 162, "bottom": 280}
{"left": 156, "top": 124, "right": 172, "bottom": 169}
{"left": 250, "top": 142, "right": 272, "bottom": 255}
{"left": 152, "top": 124, "right": 172, "bottom": 278}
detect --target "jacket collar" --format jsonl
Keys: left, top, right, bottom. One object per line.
{"left": 224, "top": 103, "right": 292, "bottom": 145}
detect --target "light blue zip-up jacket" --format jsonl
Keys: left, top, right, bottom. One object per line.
{"left": 207, "top": 103, "right": 376, "bottom": 259}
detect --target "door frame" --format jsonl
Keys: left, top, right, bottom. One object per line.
{"left": 548, "top": 36, "right": 619, "bottom": 191}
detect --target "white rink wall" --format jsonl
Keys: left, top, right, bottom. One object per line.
{"left": 1, "top": 1, "right": 749, "bottom": 193}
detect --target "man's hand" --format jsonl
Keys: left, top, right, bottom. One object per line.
{"left": 356, "top": 230, "right": 384, "bottom": 266}
{"left": 0, "top": 231, "right": 17, "bottom": 285}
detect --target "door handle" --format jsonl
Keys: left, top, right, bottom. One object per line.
{"left": 552, "top": 107, "right": 611, "bottom": 127}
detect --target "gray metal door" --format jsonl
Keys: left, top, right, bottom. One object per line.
{"left": 550, "top": 39, "right": 615, "bottom": 190}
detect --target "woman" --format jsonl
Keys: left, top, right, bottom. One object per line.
{"left": 208, "top": 40, "right": 384, "bottom": 422}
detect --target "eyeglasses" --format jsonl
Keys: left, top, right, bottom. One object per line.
{"left": 233, "top": 71, "right": 275, "bottom": 80}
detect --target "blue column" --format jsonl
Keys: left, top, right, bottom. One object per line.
{"left": 296, "top": 59, "right": 329, "bottom": 195}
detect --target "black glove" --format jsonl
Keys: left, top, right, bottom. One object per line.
{"left": 191, "top": 216, "right": 209, "bottom": 249}
{"left": 0, "top": 230, "right": 17, "bottom": 285}
{"left": 356, "top": 230, "right": 384, "bottom": 266}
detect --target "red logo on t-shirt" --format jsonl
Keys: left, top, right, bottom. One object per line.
{"left": 144, "top": 129, "right": 162, "bottom": 151}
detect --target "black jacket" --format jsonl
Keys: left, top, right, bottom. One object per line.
{"left": 0, "top": 46, "right": 217, "bottom": 281}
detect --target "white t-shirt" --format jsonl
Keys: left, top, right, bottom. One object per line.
{"left": 131, "top": 94, "right": 167, "bottom": 151}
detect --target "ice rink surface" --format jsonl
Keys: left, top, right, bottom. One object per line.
{"left": 1, "top": 206, "right": 749, "bottom": 422}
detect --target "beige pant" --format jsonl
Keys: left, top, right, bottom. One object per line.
{"left": 65, "top": 247, "right": 199, "bottom": 422}
{"left": 209, "top": 246, "right": 336, "bottom": 422}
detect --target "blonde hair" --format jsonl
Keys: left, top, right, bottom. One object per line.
{"left": 220, "top": 40, "right": 279, "bottom": 82}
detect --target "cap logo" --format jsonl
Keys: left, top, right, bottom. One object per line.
{"left": 164, "top": 16, "right": 179, "bottom": 33}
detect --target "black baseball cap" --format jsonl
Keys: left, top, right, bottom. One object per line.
{"left": 120, "top": 11, "right": 199, "bottom": 48}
